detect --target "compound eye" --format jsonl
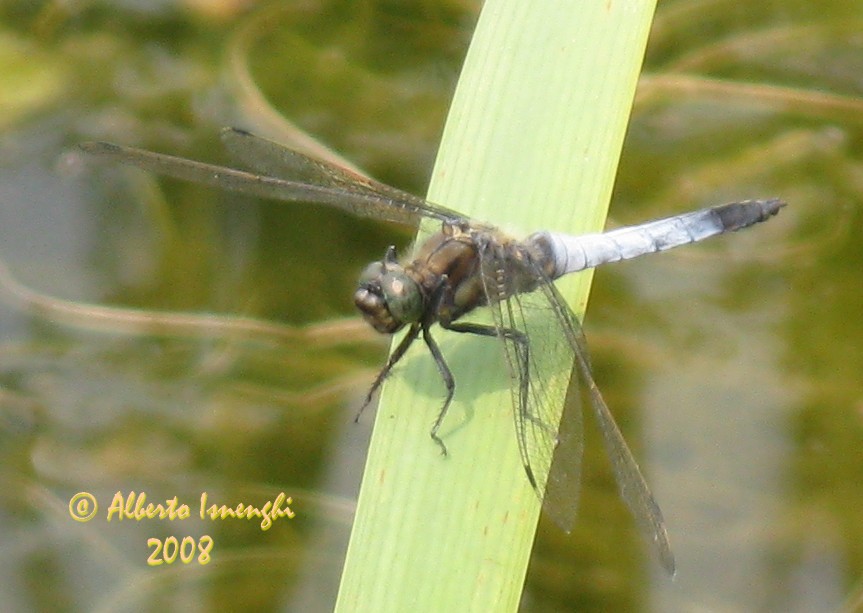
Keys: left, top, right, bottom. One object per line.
{"left": 358, "top": 261, "right": 386, "bottom": 286}
{"left": 380, "top": 271, "right": 422, "bottom": 324}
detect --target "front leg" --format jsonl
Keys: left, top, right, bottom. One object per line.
{"left": 355, "top": 322, "right": 421, "bottom": 422}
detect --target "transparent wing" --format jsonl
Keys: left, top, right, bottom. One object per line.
{"left": 77, "top": 135, "right": 462, "bottom": 226}
{"left": 478, "top": 243, "right": 577, "bottom": 512}
{"left": 479, "top": 240, "right": 675, "bottom": 575}
{"left": 220, "top": 128, "right": 464, "bottom": 222}
{"left": 545, "top": 280, "right": 675, "bottom": 575}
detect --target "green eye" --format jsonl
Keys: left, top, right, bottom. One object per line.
{"left": 357, "top": 261, "right": 385, "bottom": 285}
{"left": 380, "top": 272, "right": 422, "bottom": 323}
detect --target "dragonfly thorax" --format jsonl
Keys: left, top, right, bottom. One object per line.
{"left": 354, "top": 223, "right": 488, "bottom": 335}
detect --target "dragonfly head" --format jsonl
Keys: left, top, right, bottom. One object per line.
{"left": 354, "top": 248, "right": 423, "bottom": 334}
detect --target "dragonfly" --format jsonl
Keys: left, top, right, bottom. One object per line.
{"left": 78, "top": 129, "right": 784, "bottom": 574}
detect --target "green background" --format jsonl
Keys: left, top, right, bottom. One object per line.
{"left": 0, "top": 1, "right": 861, "bottom": 611}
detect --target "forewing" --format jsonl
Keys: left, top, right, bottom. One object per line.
{"left": 219, "top": 128, "right": 464, "bottom": 223}
{"left": 77, "top": 140, "right": 442, "bottom": 226}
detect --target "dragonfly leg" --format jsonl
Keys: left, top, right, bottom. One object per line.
{"left": 421, "top": 323, "right": 455, "bottom": 456}
{"left": 354, "top": 322, "right": 421, "bottom": 422}
{"left": 501, "top": 326, "right": 555, "bottom": 434}
{"left": 445, "top": 318, "right": 557, "bottom": 491}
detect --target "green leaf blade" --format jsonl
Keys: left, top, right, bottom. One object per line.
{"left": 337, "top": 1, "right": 658, "bottom": 610}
